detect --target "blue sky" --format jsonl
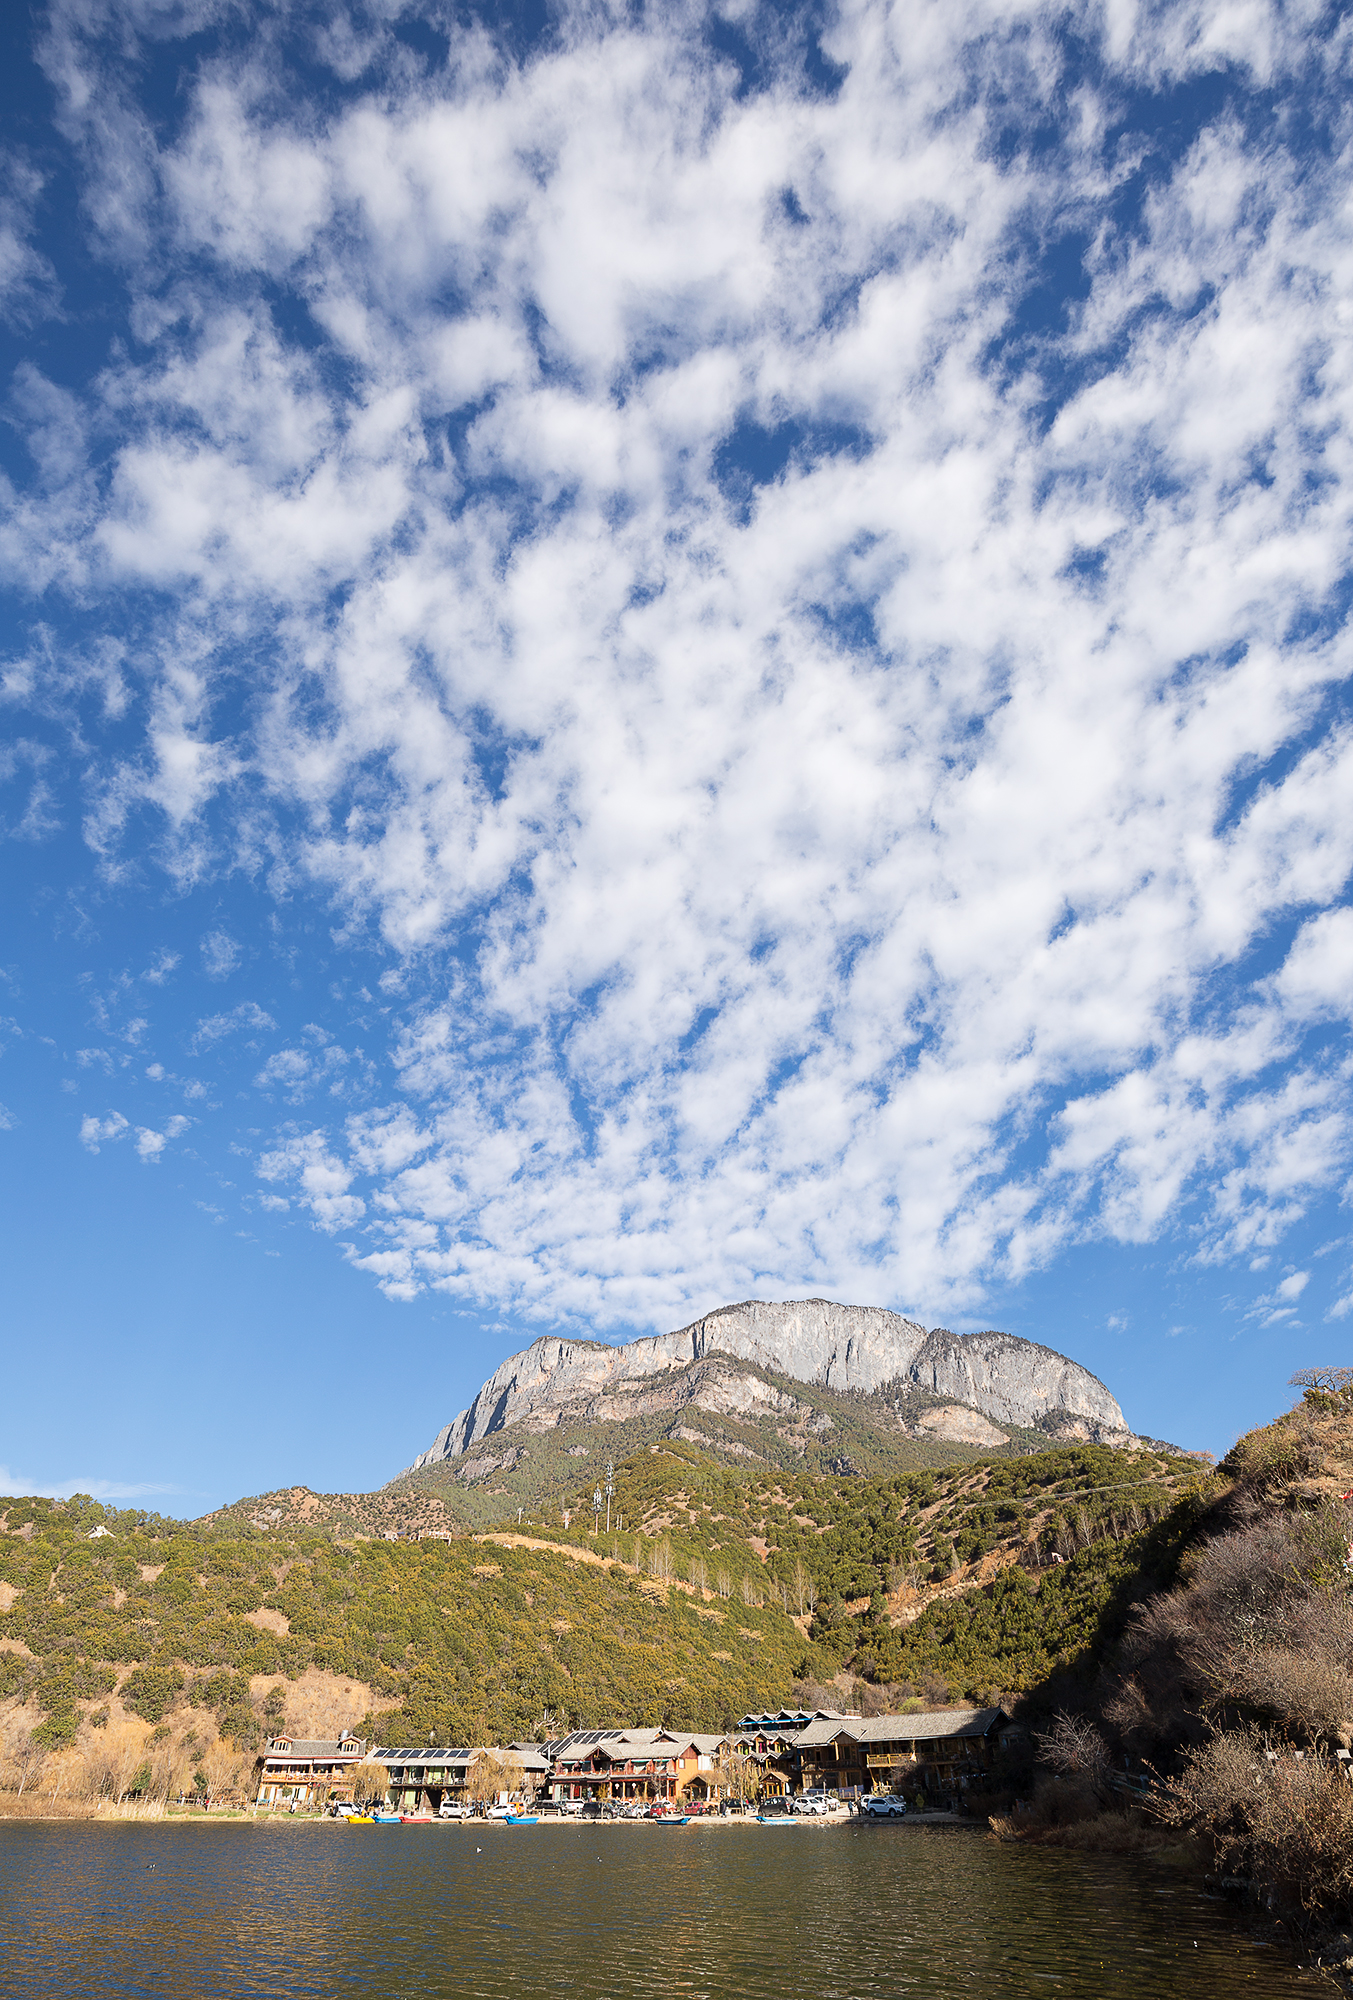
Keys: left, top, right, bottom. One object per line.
{"left": 2, "top": 0, "right": 1351, "bottom": 1513}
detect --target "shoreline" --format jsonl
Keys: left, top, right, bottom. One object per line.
{"left": 0, "top": 1801, "right": 977, "bottom": 1830}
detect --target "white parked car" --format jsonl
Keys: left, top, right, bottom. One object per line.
{"left": 860, "top": 1794, "right": 908, "bottom": 1818}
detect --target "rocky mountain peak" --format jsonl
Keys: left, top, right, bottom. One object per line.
{"left": 403, "top": 1298, "right": 1129, "bottom": 1474}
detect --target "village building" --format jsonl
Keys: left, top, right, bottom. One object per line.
{"left": 255, "top": 1733, "right": 365, "bottom": 1806}
{"left": 794, "top": 1708, "right": 1011, "bottom": 1798}
{"left": 549, "top": 1727, "right": 725, "bottom": 1804}
{"left": 727, "top": 1709, "right": 859, "bottom": 1795}
{"left": 370, "top": 1743, "right": 552, "bottom": 1812}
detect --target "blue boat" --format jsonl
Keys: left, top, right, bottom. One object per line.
{"left": 655, "top": 1816, "right": 691, "bottom": 1826}
{"left": 504, "top": 1813, "right": 539, "bottom": 1824}
{"left": 756, "top": 1814, "right": 799, "bottom": 1824}
{"left": 372, "top": 1812, "right": 403, "bottom": 1823}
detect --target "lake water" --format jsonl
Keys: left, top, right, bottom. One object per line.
{"left": 0, "top": 1819, "right": 1321, "bottom": 1998}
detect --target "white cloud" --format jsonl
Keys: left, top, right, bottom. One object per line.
{"left": 192, "top": 1001, "right": 275, "bottom": 1049}
{"left": 134, "top": 1113, "right": 190, "bottom": 1161}
{"left": 257, "top": 1129, "right": 365, "bottom": 1230}
{"left": 1275, "top": 910, "right": 1353, "bottom": 1020}
{"left": 11, "top": 0, "right": 1353, "bottom": 1329}
{"left": 0, "top": 1102, "right": 15, "bottom": 1130}
{"left": 254, "top": 1048, "right": 312, "bottom": 1097}
{"left": 0, "top": 1465, "right": 184, "bottom": 1500}
{"left": 79, "top": 1111, "right": 129, "bottom": 1152}
{"left": 200, "top": 929, "right": 240, "bottom": 979}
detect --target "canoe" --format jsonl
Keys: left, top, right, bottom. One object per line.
{"left": 656, "top": 1816, "right": 691, "bottom": 1826}
{"left": 372, "top": 1812, "right": 403, "bottom": 1823}
{"left": 346, "top": 1814, "right": 374, "bottom": 1824}
{"left": 756, "top": 1815, "right": 799, "bottom": 1824}
{"left": 504, "top": 1814, "right": 539, "bottom": 1825}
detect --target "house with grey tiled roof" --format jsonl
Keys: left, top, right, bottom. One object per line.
{"left": 550, "top": 1726, "right": 727, "bottom": 1804}
{"left": 255, "top": 1733, "right": 365, "bottom": 1805}
{"left": 795, "top": 1707, "right": 1010, "bottom": 1797}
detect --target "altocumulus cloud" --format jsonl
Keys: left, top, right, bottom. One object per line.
{"left": 3, "top": 0, "right": 1353, "bottom": 1329}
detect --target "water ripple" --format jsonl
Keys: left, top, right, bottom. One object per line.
{"left": 0, "top": 1822, "right": 1318, "bottom": 1998}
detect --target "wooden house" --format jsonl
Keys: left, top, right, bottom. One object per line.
{"left": 794, "top": 1707, "right": 1010, "bottom": 1797}
{"left": 549, "top": 1727, "right": 725, "bottom": 1803}
{"left": 255, "top": 1734, "right": 365, "bottom": 1806}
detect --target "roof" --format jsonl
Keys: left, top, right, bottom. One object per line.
{"left": 264, "top": 1738, "right": 363, "bottom": 1759}
{"left": 797, "top": 1708, "right": 1008, "bottom": 1749}
{"left": 372, "top": 1746, "right": 479, "bottom": 1766}
{"left": 550, "top": 1729, "right": 628, "bottom": 1758}
{"left": 736, "top": 1709, "right": 855, "bottom": 1729}
{"left": 372, "top": 1743, "right": 550, "bottom": 1772}
{"left": 552, "top": 1726, "right": 725, "bottom": 1767}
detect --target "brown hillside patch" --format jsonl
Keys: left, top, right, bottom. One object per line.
{"left": 0, "top": 1584, "right": 18, "bottom": 1613}
{"left": 473, "top": 1533, "right": 616, "bottom": 1569}
{"left": 246, "top": 1667, "right": 374, "bottom": 1739}
{"left": 244, "top": 1608, "right": 290, "bottom": 1637}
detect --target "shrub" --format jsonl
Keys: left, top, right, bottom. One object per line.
{"left": 121, "top": 1663, "right": 186, "bottom": 1723}
{"left": 1157, "top": 1727, "right": 1353, "bottom": 1917}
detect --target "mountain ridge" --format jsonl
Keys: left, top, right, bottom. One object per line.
{"left": 404, "top": 1297, "right": 1130, "bottom": 1480}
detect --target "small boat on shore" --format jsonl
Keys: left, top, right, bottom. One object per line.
{"left": 756, "top": 1814, "right": 799, "bottom": 1824}
{"left": 504, "top": 1813, "right": 539, "bottom": 1825}
{"left": 345, "top": 1814, "right": 374, "bottom": 1825}
{"left": 372, "top": 1811, "right": 403, "bottom": 1823}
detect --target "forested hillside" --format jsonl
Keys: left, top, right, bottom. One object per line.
{"left": 0, "top": 1495, "right": 813, "bottom": 1764}
{"left": 0, "top": 1432, "right": 1205, "bottom": 1814}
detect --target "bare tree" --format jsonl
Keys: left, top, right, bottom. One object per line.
{"left": 716, "top": 1746, "right": 759, "bottom": 1807}
{"left": 740, "top": 1575, "right": 758, "bottom": 1608}
{"left": 349, "top": 1761, "right": 391, "bottom": 1807}
{"left": 689, "top": 1556, "right": 707, "bottom": 1593}
{"left": 5, "top": 1726, "right": 47, "bottom": 1800}
{"left": 1291, "top": 1367, "right": 1353, "bottom": 1397}
{"left": 717, "top": 1567, "right": 731, "bottom": 1601}
{"left": 201, "top": 1740, "right": 250, "bottom": 1804}
{"left": 468, "top": 1750, "right": 524, "bottom": 1806}
{"left": 151, "top": 1731, "right": 193, "bottom": 1809}
{"left": 1033, "top": 1712, "right": 1111, "bottom": 1801}
{"left": 791, "top": 1558, "right": 816, "bottom": 1618}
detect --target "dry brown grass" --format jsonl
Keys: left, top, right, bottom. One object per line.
{"left": 1156, "top": 1728, "right": 1353, "bottom": 1916}
{"left": 0, "top": 1688, "right": 261, "bottom": 1810}
{"left": 245, "top": 1666, "right": 374, "bottom": 1739}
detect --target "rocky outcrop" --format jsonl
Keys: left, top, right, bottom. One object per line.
{"left": 908, "top": 1404, "right": 1010, "bottom": 1448}
{"left": 404, "top": 1298, "right": 1129, "bottom": 1472}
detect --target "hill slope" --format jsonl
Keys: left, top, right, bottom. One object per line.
{"left": 0, "top": 1435, "right": 1201, "bottom": 1789}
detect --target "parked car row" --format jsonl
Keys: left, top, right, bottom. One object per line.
{"left": 330, "top": 1789, "right": 908, "bottom": 1822}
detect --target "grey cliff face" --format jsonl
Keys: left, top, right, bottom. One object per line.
{"left": 405, "top": 1298, "right": 1128, "bottom": 1472}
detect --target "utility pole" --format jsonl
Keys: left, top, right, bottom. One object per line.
{"left": 605, "top": 1461, "right": 614, "bottom": 1535}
